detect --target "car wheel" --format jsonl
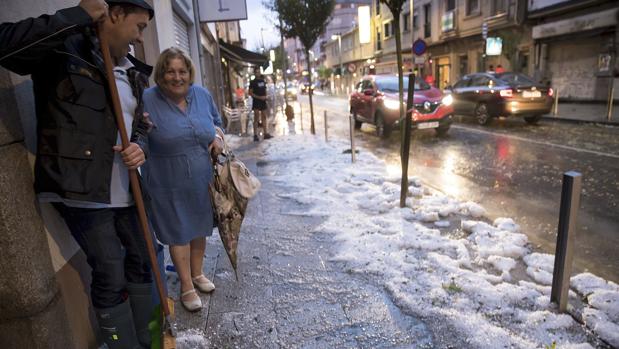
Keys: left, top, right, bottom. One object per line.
{"left": 435, "top": 124, "right": 450, "bottom": 137}
{"left": 351, "top": 110, "right": 362, "bottom": 129}
{"left": 375, "top": 112, "right": 392, "bottom": 138}
{"left": 475, "top": 103, "right": 491, "bottom": 125}
{"left": 524, "top": 115, "right": 542, "bottom": 125}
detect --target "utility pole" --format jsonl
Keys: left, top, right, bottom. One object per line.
{"left": 279, "top": 17, "right": 290, "bottom": 115}
{"left": 332, "top": 33, "right": 343, "bottom": 95}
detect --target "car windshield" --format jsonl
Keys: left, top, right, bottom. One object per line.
{"left": 375, "top": 76, "right": 430, "bottom": 92}
{"left": 496, "top": 73, "right": 536, "bottom": 85}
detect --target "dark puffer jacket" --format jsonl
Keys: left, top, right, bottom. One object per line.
{"left": 0, "top": 6, "right": 152, "bottom": 203}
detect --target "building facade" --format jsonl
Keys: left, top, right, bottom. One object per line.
{"left": 527, "top": 0, "right": 619, "bottom": 102}
{"left": 0, "top": 1, "right": 229, "bottom": 347}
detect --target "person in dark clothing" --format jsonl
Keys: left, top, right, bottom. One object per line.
{"left": 248, "top": 65, "right": 273, "bottom": 141}
{"left": 0, "top": 1, "right": 155, "bottom": 348}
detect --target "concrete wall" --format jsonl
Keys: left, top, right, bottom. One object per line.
{"left": 0, "top": 1, "right": 90, "bottom": 348}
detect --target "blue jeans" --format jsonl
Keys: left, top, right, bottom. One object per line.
{"left": 54, "top": 204, "right": 152, "bottom": 309}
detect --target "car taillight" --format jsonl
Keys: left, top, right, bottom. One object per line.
{"left": 499, "top": 89, "right": 513, "bottom": 98}
{"left": 548, "top": 88, "right": 554, "bottom": 97}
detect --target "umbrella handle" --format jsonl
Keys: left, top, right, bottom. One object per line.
{"left": 96, "top": 23, "right": 171, "bottom": 317}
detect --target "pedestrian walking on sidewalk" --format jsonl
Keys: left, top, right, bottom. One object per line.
{"left": 0, "top": 1, "right": 156, "bottom": 348}
{"left": 249, "top": 65, "right": 273, "bottom": 141}
{"left": 141, "top": 48, "right": 224, "bottom": 312}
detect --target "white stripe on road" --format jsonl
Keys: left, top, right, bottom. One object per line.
{"left": 452, "top": 124, "right": 619, "bottom": 159}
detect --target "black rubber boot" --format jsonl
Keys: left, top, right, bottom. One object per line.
{"left": 95, "top": 300, "right": 142, "bottom": 349}
{"left": 127, "top": 282, "right": 155, "bottom": 348}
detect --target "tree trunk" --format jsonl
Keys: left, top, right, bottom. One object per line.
{"left": 394, "top": 16, "right": 411, "bottom": 207}
{"left": 280, "top": 18, "right": 289, "bottom": 109}
{"left": 305, "top": 48, "right": 316, "bottom": 134}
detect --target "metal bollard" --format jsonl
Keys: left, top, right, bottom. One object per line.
{"left": 607, "top": 81, "right": 614, "bottom": 122}
{"left": 551, "top": 171, "right": 582, "bottom": 312}
{"left": 349, "top": 114, "right": 356, "bottom": 163}
{"left": 553, "top": 89, "right": 559, "bottom": 116}
{"left": 300, "top": 104, "right": 304, "bottom": 131}
{"left": 324, "top": 110, "right": 328, "bottom": 142}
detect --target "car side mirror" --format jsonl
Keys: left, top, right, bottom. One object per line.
{"left": 363, "top": 89, "right": 374, "bottom": 96}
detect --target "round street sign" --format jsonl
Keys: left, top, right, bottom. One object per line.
{"left": 413, "top": 39, "right": 427, "bottom": 56}
{"left": 347, "top": 63, "right": 356, "bottom": 73}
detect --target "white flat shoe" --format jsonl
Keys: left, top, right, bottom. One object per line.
{"left": 180, "top": 289, "right": 202, "bottom": 312}
{"left": 192, "top": 275, "right": 215, "bottom": 293}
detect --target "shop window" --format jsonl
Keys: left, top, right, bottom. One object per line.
{"left": 459, "top": 55, "right": 468, "bottom": 77}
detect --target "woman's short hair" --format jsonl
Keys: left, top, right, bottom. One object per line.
{"left": 154, "top": 47, "right": 195, "bottom": 86}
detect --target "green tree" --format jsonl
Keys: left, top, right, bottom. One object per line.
{"left": 317, "top": 65, "right": 333, "bottom": 80}
{"left": 497, "top": 28, "right": 523, "bottom": 71}
{"left": 263, "top": 44, "right": 288, "bottom": 78}
{"left": 380, "top": 0, "right": 410, "bottom": 207}
{"left": 266, "top": 0, "right": 336, "bottom": 135}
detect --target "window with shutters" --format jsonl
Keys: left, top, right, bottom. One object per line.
{"left": 173, "top": 11, "right": 191, "bottom": 55}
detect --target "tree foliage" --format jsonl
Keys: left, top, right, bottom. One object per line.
{"left": 267, "top": 0, "right": 335, "bottom": 51}
{"left": 265, "top": 0, "right": 335, "bottom": 134}
{"left": 380, "top": 0, "right": 406, "bottom": 19}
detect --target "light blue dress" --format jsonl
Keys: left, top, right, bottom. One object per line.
{"left": 142, "top": 85, "right": 223, "bottom": 245}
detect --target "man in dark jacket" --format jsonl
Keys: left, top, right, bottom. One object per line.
{"left": 0, "top": 1, "right": 156, "bottom": 348}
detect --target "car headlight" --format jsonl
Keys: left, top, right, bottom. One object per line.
{"left": 383, "top": 99, "right": 400, "bottom": 110}
{"left": 441, "top": 94, "right": 453, "bottom": 106}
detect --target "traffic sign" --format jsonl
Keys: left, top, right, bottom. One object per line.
{"left": 413, "top": 39, "right": 427, "bottom": 56}
{"left": 414, "top": 56, "right": 425, "bottom": 64}
{"left": 347, "top": 63, "right": 356, "bottom": 73}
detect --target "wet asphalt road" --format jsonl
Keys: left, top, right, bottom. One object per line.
{"left": 292, "top": 94, "right": 619, "bottom": 284}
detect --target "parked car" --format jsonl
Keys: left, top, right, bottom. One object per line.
{"left": 300, "top": 81, "right": 320, "bottom": 94}
{"left": 279, "top": 82, "right": 298, "bottom": 101}
{"left": 349, "top": 75, "right": 454, "bottom": 138}
{"left": 446, "top": 72, "right": 553, "bottom": 125}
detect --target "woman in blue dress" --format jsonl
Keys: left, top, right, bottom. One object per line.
{"left": 142, "top": 48, "right": 223, "bottom": 312}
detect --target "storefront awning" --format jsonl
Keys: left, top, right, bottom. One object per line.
{"left": 219, "top": 39, "right": 269, "bottom": 68}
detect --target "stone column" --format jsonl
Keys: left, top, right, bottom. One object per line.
{"left": 0, "top": 49, "right": 73, "bottom": 349}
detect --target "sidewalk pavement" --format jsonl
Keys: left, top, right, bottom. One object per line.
{"left": 167, "top": 138, "right": 441, "bottom": 349}
{"left": 543, "top": 102, "right": 619, "bottom": 124}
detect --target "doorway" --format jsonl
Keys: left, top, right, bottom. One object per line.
{"left": 436, "top": 56, "right": 451, "bottom": 90}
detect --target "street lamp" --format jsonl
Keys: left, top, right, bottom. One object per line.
{"left": 331, "top": 33, "right": 343, "bottom": 95}
{"left": 260, "top": 28, "right": 267, "bottom": 52}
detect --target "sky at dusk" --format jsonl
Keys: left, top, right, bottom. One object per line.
{"left": 239, "top": 0, "right": 281, "bottom": 52}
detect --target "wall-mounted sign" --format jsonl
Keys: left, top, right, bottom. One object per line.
{"left": 358, "top": 6, "right": 371, "bottom": 44}
{"left": 347, "top": 63, "right": 357, "bottom": 73}
{"left": 199, "top": 0, "right": 248, "bottom": 22}
{"left": 486, "top": 37, "right": 502, "bottom": 56}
